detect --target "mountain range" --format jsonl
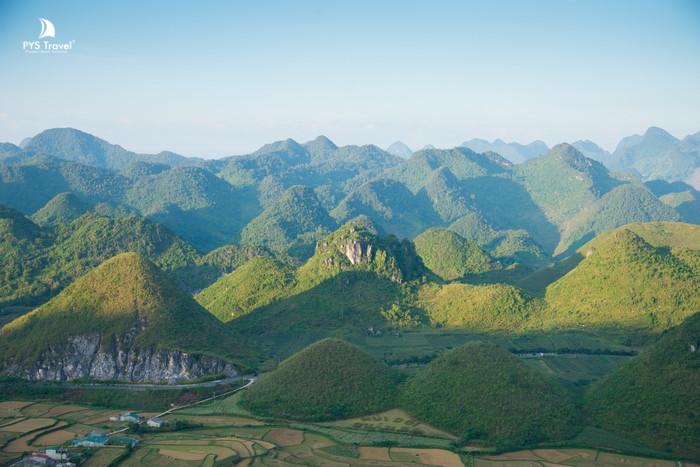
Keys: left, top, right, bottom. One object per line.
{"left": 2, "top": 126, "right": 700, "bottom": 455}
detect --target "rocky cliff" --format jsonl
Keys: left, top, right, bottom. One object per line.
{"left": 1, "top": 332, "right": 237, "bottom": 383}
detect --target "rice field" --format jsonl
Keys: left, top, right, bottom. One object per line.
{"left": 0, "top": 399, "right": 695, "bottom": 467}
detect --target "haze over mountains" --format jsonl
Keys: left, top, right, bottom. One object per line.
{"left": 2, "top": 126, "right": 700, "bottom": 456}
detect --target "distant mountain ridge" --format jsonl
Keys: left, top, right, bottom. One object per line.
{"left": 21, "top": 128, "right": 203, "bottom": 171}
{"left": 461, "top": 138, "right": 549, "bottom": 163}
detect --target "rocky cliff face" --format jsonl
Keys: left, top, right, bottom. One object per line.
{"left": 1, "top": 333, "right": 237, "bottom": 383}
{"left": 342, "top": 237, "right": 374, "bottom": 265}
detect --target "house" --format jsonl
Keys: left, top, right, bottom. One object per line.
{"left": 146, "top": 417, "right": 170, "bottom": 428}
{"left": 44, "top": 448, "right": 69, "bottom": 461}
{"left": 71, "top": 433, "right": 108, "bottom": 448}
{"left": 110, "top": 411, "right": 143, "bottom": 423}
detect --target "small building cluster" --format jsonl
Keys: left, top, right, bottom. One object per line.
{"left": 109, "top": 411, "right": 144, "bottom": 423}
{"left": 11, "top": 447, "right": 75, "bottom": 466}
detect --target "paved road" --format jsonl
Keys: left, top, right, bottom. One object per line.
{"left": 57, "top": 373, "right": 256, "bottom": 391}
{"left": 107, "top": 376, "right": 256, "bottom": 436}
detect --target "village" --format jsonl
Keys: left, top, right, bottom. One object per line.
{"left": 10, "top": 410, "right": 166, "bottom": 466}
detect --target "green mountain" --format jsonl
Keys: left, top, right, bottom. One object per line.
{"left": 647, "top": 180, "right": 700, "bottom": 224}
{"left": 195, "top": 256, "right": 296, "bottom": 322}
{"left": 21, "top": 128, "right": 200, "bottom": 170}
{"left": 556, "top": 183, "right": 681, "bottom": 255}
{"left": 296, "top": 217, "right": 423, "bottom": 287}
{"left": 514, "top": 143, "right": 621, "bottom": 229}
{"left": 417, "top": 283, "right": 533, "bottom": 330}
{"left": 0, "top": 206, "right": 50, "bottom": 307}
{"left": 414, "top": 228, "right": 496, "bottom": 280}
{"left": 31, "top": 192, "right": 90, "bottom": 226}
{"left": 126, "top": 166, "right": 260, "bottom": 249}
{"left": 0, "top": 155, "right": 129, "bottom": 213}
{"left": 542, "top": 227, "right": 700, "bottom": 330}
{"left": 391, "top": 147, "right": 510, "bottom": 192}
{"left": 585, "top": 312, "right": 700, "bottom": 458}
{"left": 0, "top": 210, "right": 208, "bottom": 307}
{"left": 0, "top": 253, "right": 247, "bottom": 367}
{"left": 448, "top": 211, "right": 549, "bottom": 268}
{"left": 240, "top": 338, "right": 399, "bottom": 420}
{"left": 331, "top": 179, "right": 438, "bottom": 239}
{"left": 612, "top": 127, "right": 699, "bottom": 182}
{"left": 224, "top": 220, "right": 420, "bottom": 355}
{"left": 461, "top": 138, "right": 548, "bottom": 164}
{"left": 240, "top": 185, "right": 336, "bottom": 258}
{"left": 401, "top": 342, "right": 579, "bottom": 446}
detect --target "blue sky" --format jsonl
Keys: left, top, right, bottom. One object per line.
{"left": 0, "top": 0, "right": 699, "bottom": 157}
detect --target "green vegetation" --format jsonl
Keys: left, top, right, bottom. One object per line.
{"left": 31, "top": 192, "right": 90, "bottom": 226}
{"left": 542, "top": 228, "right": 700, "bottom": 330}
{"left": 417, "top": 283, "right": 533, "bottom": 330}
{"left": 240, "top": 185, "right": 336, "bottom": 258}
{"left": 585, "top": 312, "right": 700, "bottom": 458}
{"left": 196, "top": 256, "right": 296, "bottom": 322}
{"left": 22, "top": 127, "right": 197, "bottom": 171}
{"left": 240, "top": 339, "right": 400, "bottom": 420}
{"left": 414, "top": 228, "right": 495, "bottom": 280}
{"left": 0, "top": 253, "right": 248, "bottom": 364}
{"left": 556, "top": 183, "right": 680, "bottom": 255}
{"left": 401, "top": 342, "right": 580, "bottom": 446}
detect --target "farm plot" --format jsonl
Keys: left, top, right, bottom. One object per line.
{"left": 328, "top": 408, "right": 456, "bottom": 439}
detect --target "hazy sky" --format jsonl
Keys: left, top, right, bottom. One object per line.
{"left": 1, "top": 0, "right": 699, "bottom": 157}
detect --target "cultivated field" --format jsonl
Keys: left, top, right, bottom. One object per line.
{"left": 0, "top": 398, "right": 696, "bottom": 466}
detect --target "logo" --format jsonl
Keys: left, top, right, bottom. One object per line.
{"left": 38, "top": 18, "right": 55, "bottom": 39}
{"left": 22, "top": 18, "right": 75, "bottom": 53}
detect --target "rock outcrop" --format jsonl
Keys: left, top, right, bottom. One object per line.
{"left": 1, "top": 332, "right": 237, "bottom": 383}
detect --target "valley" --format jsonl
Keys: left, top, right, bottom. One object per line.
{"left": 1, "top": 128, "right": 700, "bottom": 464}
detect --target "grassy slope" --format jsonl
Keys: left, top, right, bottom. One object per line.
{"left": 541, "top": 228, "right": 700, "bottom": 330}
{"left": 195, "top": 256, "right": 296, "bottom": 322}
{"left": 585, "top": 312, "right": 700, "bottom": 458}
{"left": 0, "top": 252, "right": 249, "bottom": 364}
{"left": 240, "top": 338, "right": 400, "bottom": 420}
{"left": 414, "top": 228, "right": 495, "bottom": 280}
{"left": 417, "top": 282, "right": 534, "bottom": 330}
{"left": 401, "top": 342, "right": 579, "bottom": 446}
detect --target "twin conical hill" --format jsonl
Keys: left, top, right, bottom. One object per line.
{"left": 240, "top": 338, "right": 399, "bottom": 420}
{"left": 585, "top": 312, "right": 700, "bottom": 458}
{"left": 401, "top": 342, "right": 579, "bottom": 445}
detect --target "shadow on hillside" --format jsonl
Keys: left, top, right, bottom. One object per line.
{"left": 227, "top": 271, "right": 405, "bottom": 359}
{"left": 460, "top": 176, "right": 560, "bottom": 252}
{"left": 515, "top": 252, "right": 585, "bottom": 295}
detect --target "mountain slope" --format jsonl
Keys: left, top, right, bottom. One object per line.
{"left": 386, "top": 141, "right": 413, "bottom": 159}
{"left": 22, "top": 128, "right": 199, "bottom": 170}
{"left": 401, "top": 342, "right": 579, "bottom": 445}
{"left": 195, "top": 256, "right": 296, "bottom": 322}
{"left": 461, "top": 138, "right": 548, "bottom": 164}
{"left": 542, "top": 228, "right": 700, "bottom": 330}
{"left": 241, "top": 339, "right": 399, "bottom": 420}
{"left": 241, "top": 185, "right": 336, "bottom": 258}
{"left": 612, "top": 127, "right": 698, "bottom": 182}
{"left": 557, "top": 183, "right": 681, "bottom": 255}
{"left": 31, "top": 192, "right": 90, "bottom": 226}
{"left": 126, "top": 167, "right": 260, "bottom": 249}
{"left": 0, "top": 253, "right": 251, "bottom": 381}
{"left": 331, "top": 179, "right": 439, "bottom": 239}
{"left": 585, "top": 312, "right": 700, "bottom": 458}
{"left": 414, "top": 228, "right": 495, "bottom": 280}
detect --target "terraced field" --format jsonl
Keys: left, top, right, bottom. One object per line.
{"left": 0, "top": 397, "right": 696, "bottom": 466}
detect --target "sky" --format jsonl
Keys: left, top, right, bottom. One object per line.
{"left": 0, "top": 0, "right": 699, "bottom": 157}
